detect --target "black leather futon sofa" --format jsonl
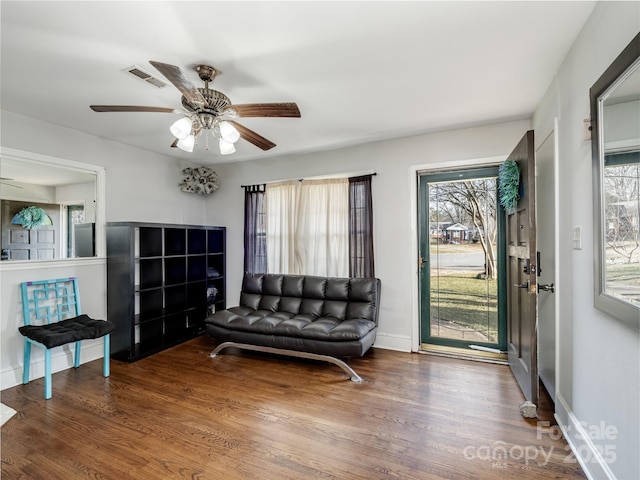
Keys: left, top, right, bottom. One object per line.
{"left": 205, "top": 273, "right": 381, "bottom": 382}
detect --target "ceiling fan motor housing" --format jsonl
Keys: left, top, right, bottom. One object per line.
{"left": 182, "top": 88, "right": 231, "bottom": 115}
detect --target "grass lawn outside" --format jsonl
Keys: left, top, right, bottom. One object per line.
{"left": 429, "top": 272, "right": 499, "bottom": 343}
{"left": 605, "top": 260, "right": 640, "bottom": 306}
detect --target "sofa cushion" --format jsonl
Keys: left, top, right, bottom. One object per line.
{"left": 282, "top": 275, "right": 304, "bottom": 297}
{"left": 237, "top": 273, "right": 379, "bottom": 322}
{"left": 279, "top": 296, "right": 303, "bottom": 314}
{"left": 208, "top": 307, "right": 376, "bottom": 342}
{"left": 325, "top": 277, "right": 350, "bottom": 299}
{"left": 258, "top": 295, "right": 281, "bottom": 312}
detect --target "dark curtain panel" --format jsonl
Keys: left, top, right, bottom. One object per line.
{"left": 348, "top": 175, "right": 375, "bottom": 277}
{"left": 244, "top": 184, "right": 267, "bottom": 274}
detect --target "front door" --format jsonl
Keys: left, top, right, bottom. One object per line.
{"left": 505, "top": 130, "right": 539, "bottom": 409}
{"left": 418, "top": 166, "right": 507, "bottom": 353}
{"left": 1, "top": 200, "right": 60, "bottom": 260}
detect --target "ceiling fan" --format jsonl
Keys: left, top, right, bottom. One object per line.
{"left": 90, "top": 61, "right": 301, "bottom": 155}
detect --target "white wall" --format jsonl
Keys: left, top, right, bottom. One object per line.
{"left": 0, "top": 110, "right": 211, "bottom": 390}
{"left": 532, "top": 3, "right": 639, "bottom": 480}
{"left": 206, "top": 119, "right": 531, "bottom": 351}
{"left": 55, "top": 181, "right": 94, "bottom": 203}
{"left": 0, "top": 183, "right": 56, "bottom": 203}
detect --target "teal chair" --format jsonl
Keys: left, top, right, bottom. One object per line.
{"left": 19, "top": 277, "right": 115, "bottom": 399}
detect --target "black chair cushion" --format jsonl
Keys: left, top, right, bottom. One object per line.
{"left": 19, "top": 314, "right": 116, "bottom": 349}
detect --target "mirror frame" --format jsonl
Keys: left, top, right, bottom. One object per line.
{"left": 0, "top": 147, "right": 106, "bottom": 269}
{"left": 590, "top": 32, "right": 640, "bottom": 332}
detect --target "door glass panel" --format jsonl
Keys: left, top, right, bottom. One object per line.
{"left": 428, "top": 177, "right": 500, "bottom": 344}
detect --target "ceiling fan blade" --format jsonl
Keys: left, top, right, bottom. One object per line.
{"left": 149, "top": 61, "right": 206, "bottom": 106}
{"left": 225, "top": 103, "right": 301, "bottom": 118}
{"left": 230, "top": 121, "right": 276, "bottom": 150}
{"left": 90, "top": 105, "right": 180, "bottom": 113}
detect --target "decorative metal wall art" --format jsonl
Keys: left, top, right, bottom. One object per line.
{"left": 179, "top": 167, "right": 220, "bottom": 196}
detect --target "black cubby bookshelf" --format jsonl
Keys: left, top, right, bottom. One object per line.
{"left": 106, "top": 222, "right": 225, "bottom": 361}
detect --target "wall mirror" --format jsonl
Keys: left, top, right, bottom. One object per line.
{"left": 591, "top": 32, "right": 640, "bottom": 332}
{"left": 0, "top": 148, "right": 105, "bottom": 264}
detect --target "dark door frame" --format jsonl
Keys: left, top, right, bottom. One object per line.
{"left": 417, "top": 165, "right": 507, "bottom": 352}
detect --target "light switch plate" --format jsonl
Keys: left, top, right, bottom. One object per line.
{"left": 573, "top": 226, "right": 582, "bottom": 250}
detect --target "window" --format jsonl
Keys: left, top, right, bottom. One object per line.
{"left": 244, "top": 174, "right": 375, "bottom": 277}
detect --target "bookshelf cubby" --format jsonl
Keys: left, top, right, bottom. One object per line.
{"left": 107, "top": 222, "right": 225, "bottom": 361}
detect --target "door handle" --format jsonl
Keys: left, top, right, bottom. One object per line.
{"left": 539, "top": 283, "right": 555, "bottom": 293}
{"left": 514, "top": 281, "right": 529, "bottom": 289}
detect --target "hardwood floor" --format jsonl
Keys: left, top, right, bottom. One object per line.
{"left": 1, "top": 336, "right": 586, "bottom": 480}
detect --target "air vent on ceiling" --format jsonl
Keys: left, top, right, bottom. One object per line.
{"left": 124, "top": 65, "right": 168, "bottom": 88}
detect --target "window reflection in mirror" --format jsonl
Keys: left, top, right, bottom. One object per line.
{"left": 0, "top": 151, "right": 101, "bottom": 261}
{"left": 602, "top": 100, "right": 639, "bottom": 308}
{"left": 591, "top": 32, "right": 640, "bottom": 330}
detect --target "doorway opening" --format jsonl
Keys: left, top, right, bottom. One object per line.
{"left": 418, "top": 166, "right": 507, "bottom": 358}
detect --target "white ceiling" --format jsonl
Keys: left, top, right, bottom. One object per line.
{"left": 1, "top": 1, "right": 596, "bottom": 166}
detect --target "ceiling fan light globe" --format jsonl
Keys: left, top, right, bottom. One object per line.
{"left": 219, "top": 139, "right": 236, "bottom": 155}
{"left": 170, "top": 117, "right": 193, "bottom": 140}
{"left": 219, "top": 121, "right": 241, "bottom": 144}
{"left": 177, "top": 135, "right": 195, "bottom": 153}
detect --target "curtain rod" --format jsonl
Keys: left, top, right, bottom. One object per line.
{"left": 241, "top": 171, "right": 376, "bottom": 189}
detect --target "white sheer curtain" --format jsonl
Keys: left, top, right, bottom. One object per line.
{"left": 265, "top": 181, "right": 299, "bottom": 274}
{"left": 265, "top": 178, "right": 349, "bottom": 276}
{"left": 295, "top": 178, "right": 349, "bottom": 276}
